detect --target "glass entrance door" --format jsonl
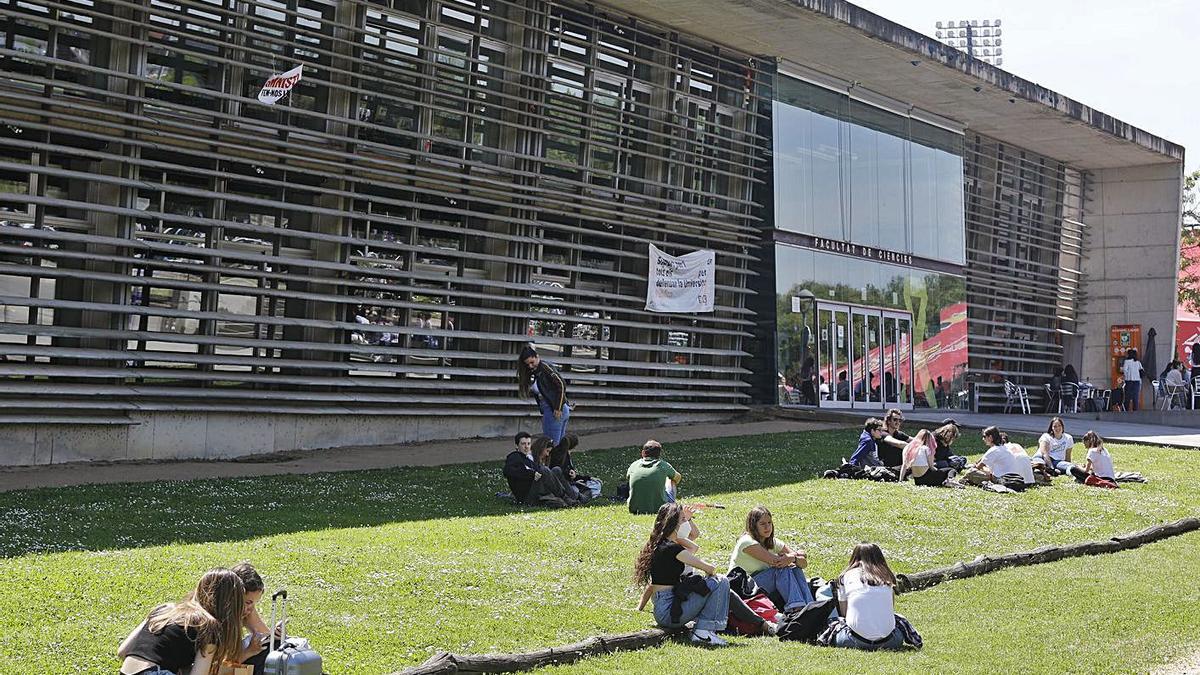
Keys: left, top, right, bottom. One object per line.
{"left": 817, "top": 303, "right": 852, "bottom": 408}
{"left": 815, "top": 302, "right": 914, "bottom": 411}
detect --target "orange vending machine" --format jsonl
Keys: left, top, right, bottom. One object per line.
{"left": 1109, "top": 324, "right": 1142, "bottom": 388}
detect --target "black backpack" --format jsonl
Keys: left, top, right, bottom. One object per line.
{"left": 777, "top": 585, "right": 838, "bottom": 642}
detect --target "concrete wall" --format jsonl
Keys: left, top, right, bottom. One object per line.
{"left": 0, "top": 411, "right": 731, "bottom": 467}
{"left": 1078, "top": 162, "right": 1183, "bottom": 388}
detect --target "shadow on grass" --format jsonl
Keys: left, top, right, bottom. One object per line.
{"left": 0, "top": 429, "right": 862, "bottom": 558}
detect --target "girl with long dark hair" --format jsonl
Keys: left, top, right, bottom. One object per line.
{"left": 517, "top": 345, "right": 571, "bottom": 444}
{"left": 118, "top": 568, "right": 246, "bottom": 675}
{"left": 831, "top": 543, "right": 904, "bottom": 651}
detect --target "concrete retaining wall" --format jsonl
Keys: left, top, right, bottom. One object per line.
{"left": 0, "top": 411, "right": 731, "bottom": 467}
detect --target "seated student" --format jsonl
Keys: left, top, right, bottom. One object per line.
{"left": 118, "top": 568, "right": 245, "bottom": 675}
{"left": 729, "top": 506, "right": 813, "bottom": 612}
{"left": 503, "top": 432, "right": 576, "bottom": 506}
{"left": 1082, "top": 430, "right": 1118, "bottom": 487}
{"left": 1037, "top": 417, "right": 1088, "bottom": 481}
{"left": 627, "top": 440, "right": 682, "bottom": 515}
{"left": 1000, "top": 433, "right": 1042, "bottom": 486}
{"left": 533, "top": 435, "right": 581, "bottom": 502}
{"left": 877, "top": 409, "right": 910, "bottom": 468}
{"left": 830, "top": 543, "right": 906, "bottom": 651}
{"left": 836, "top": 370, "right": 850, "bottom": 400}
{"left": 548, "top": 433, "right": 596, "bottom": 501}
{"left": 634, "top": 503, "right": 767, "bottom": 647}
{"left": 230, "top": 563, "right": 284, "bottom": 675}
{"left": 848, "top": 418, "right": 887, "bottom": 468}
{"left": 963, "top": 426, "right": 1030, "bottom": 491}
{"left": 898, "top": 429, "right": 956, "bottom": 487}
{"left": 932, "top": 421, "right": 968, "bottom": 471}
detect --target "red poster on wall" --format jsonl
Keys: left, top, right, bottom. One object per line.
{"left": 1109, "top": 324, "right": 1142, "bottom": 388}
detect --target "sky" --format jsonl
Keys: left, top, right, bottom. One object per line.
{"left": 852, "top": 0, "right": 1200, "bottom": 174}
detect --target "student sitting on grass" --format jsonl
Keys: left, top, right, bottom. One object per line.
{"left": 503, "top": 432, "right": 577, "bottom": 507}
{"left": 118, "top": 568, "right": 245, "bottom": 675}
{"left": 549, "top": 433, "right": 596, "bottom": 501}
{"left": 231, "top": 562, "right": 284, "bottom": 675}
{"left": 898, "top": 429, "right": 957, "bottom": 487}
{"left": 828, "top": 543, "right": 907, "bottom": 651}
{"left": 729, "top": 506, "right": 814, "bottom": 612}
{"left": 877, "top": 409, "right": 910, "bottom": 468}
{"left": 1001, "top": 433, "right": 1046, "bottom": 486}
{"left": 533, "top": 435, "right": 582, "bottom": 503}
{"left": 961, "top": 426, "right": 1031, "bottom": 491}
{"left": 635, "top": 503, "right": 775, "bottom": 647}
{"left": 1082, "top": 431, "right": 1119, "bottom": 488}
{"left": 932, "top": 420, "right": 968, "bottom": 471}
{"left": 1037, "top": 417, "right": 1088, "bottom": 481}
{"left": 627, "top": 439, "right": 682, "bottom": 515}
{"left": 848, "top": 418, "right": 887, "bottom": 468}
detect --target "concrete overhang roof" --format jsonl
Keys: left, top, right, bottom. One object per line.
{"left": 599, "top": 0, "right": 1184, "bottom": 170}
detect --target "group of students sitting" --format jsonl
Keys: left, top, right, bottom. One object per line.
{"left": 118, "top": 563, "right": 281, "bottom": 675}
{"left": 635, "top": 503, "right": 918, "bottom": 651}
{"left": 836, "top": 410, "right": 1133, "bottom": 492}
{"left": 503, "top": 432, "right": 686, "bottom": 514}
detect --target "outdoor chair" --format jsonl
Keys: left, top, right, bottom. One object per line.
{"left": 1043, "top": 383, "right": 1059, "bottom": 414}
{"left": 787, "top": 389, "right": 801, "bottom": 405}
{"left": 1162, "top": 382, "right": 1188, "bottom": 410}
{"left": 1057, "top": 382, "right": 1080, "bottom": 414}
{"left": 1003, "top": 379, "right": 1030, "bottom": 414}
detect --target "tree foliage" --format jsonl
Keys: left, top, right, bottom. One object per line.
{"left": 1181, "top": 169, "right": 1200, "bottom": 314}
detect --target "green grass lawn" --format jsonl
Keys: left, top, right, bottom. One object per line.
{"left": 0, "top": 428, "right": 1197, "bottom": 673}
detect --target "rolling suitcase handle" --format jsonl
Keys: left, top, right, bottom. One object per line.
{"left": 268, "top": 589, "right": 288, "bottom": 654}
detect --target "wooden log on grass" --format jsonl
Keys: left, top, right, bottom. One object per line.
{"left": 396, "top": 628, "right": 673, "bottom": 674}
{"left": 897, "top": 517, "right": 1200, "bottom": 593}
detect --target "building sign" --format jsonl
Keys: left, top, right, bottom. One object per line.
{"left": 811, "top": 236, "right": 914, "bottom": 266}
{"left": 1109, "top": 324, "right": 1142, "bottom": 388}
{"left": 645, "top": 243, "right": 715, "bottom": 313}
{"left": 257, "top": 65, "right": 304, "bottom": 105}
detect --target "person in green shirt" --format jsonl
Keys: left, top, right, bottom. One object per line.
{"left": 626, "top": 439, "right": 682, "bottom": 515}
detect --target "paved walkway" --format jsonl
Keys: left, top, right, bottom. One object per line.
{"left": 904, "top": 411, "right": 1200, "bottom": 449}
{"left": 0, "top": 419, "right": 839, "bottom": 493}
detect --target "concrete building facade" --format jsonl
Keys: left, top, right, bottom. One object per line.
{"left": 0, "top": 0, "right": 1183, "bottom": 465}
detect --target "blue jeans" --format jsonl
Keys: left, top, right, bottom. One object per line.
{"left": 664, "top": 479, "right": 676, "bottom": 504}
{"left": 1053, "top": 459, "right": 1077, "bottom": 476}
{"left": 652, "top": 576, "right": 730, "bottom": 632}
{"left": 752, "top": 566, "right": 814, "bottom": 611}
{"left": 539, "top": 401, "right": 570, "bottom": 444}
{"left": 1124, "top": 381, "right": 1141, "bottom": 410}
{"left": 832, "top": 624, "right": 904, "bottom": 651}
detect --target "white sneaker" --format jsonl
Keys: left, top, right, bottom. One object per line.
{"left": 762, "top": 620, "right": 780, "bottom": 637}
{"left": 690, "top": 629, "right": 728, "bottom": 647}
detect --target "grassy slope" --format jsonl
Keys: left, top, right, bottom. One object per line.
{"left": 0, "top": 429, "right": 1196, "bottom": 673}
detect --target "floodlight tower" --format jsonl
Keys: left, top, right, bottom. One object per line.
{"left": 934, "top": 18, "right": 1004, "bottom": 67}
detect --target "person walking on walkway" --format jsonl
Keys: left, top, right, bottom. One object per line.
{"left": 517, "top": 345, "right": 571, "bottom": 444}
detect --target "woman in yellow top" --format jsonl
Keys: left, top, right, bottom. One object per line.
{"left": 728, "top": 506, "right": 813, "bottom": 612}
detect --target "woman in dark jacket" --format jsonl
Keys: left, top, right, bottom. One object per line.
{"left": 517, "top": 344, "right": 571, "bottom": 444}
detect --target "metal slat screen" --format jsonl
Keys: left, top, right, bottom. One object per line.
{"left": 0, "top": 0, "right": 769, "bottom": 420}
{"left": 963, "top": 132, "right": 1090, "bottom": 408}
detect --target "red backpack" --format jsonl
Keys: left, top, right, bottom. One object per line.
{"left": 726, "top": 593, "right": 780, "bottom": 636}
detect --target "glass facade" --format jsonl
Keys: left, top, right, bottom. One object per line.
{"left": 774, "top": 246, "right": 966, "bottom": 408}
{"left": 774, "top": 75, "right": 965, "bottom": 264}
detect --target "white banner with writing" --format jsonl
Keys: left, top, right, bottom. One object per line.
{"left": 645, "top": 244, "right": 715, "bottom": 313}
{"left": 257, "top": 65, "right": 304, "bottom": 105}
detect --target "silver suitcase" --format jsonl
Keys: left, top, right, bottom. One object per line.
{"left": 264, "top": 589, "right": 323, "bottom": 675}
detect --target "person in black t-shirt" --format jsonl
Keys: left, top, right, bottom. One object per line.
{"left": 118, "top": 568, "right": 245, "bottom": 675}
{"left": 877, "top": 408, "right": 910, "bottom": 468}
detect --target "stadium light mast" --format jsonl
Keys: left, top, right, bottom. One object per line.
{"left": 934, "top": 18, "right": 1004, "bottom": 67}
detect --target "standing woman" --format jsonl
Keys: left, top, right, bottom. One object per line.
{"left": 517, "top": 345, "right": 571, "bottom": 444}
{"left": 118, "top": 568, "right": 246, "bottom": 675}
{"left": 1122, "top": 348, "right": 1144, "bottom": 411}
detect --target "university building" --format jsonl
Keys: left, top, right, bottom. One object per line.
{"left": 0, "top": 0, "right": 1183, "bottom": 463}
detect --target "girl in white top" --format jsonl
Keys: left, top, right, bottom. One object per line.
{"left": 1001, "top": 433, "right": 1037, "bottom": 486}
{"left": 1037, "top": 417, "right": 1087, "bottom": 481}
{"left": 1122, "top": 349, "right": 1144, "bottom": 411}
{"left": 899, "top": 429, "right": 955, "bottom": 487}
{"left": 1082, "top": 430, "right": 1117, "bottom": 481}
{"left": 832, "top": 543, "right": 903, "bottom": 650}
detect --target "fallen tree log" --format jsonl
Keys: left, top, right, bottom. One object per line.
{"left": 895, "top": 517, "right": 1200, "bottom": 593}
{"left": 399, "top": 629, "right": 676, "bottom": 674}
{"left": 395, "top": 517, "right": 1200, "bottom": 674}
